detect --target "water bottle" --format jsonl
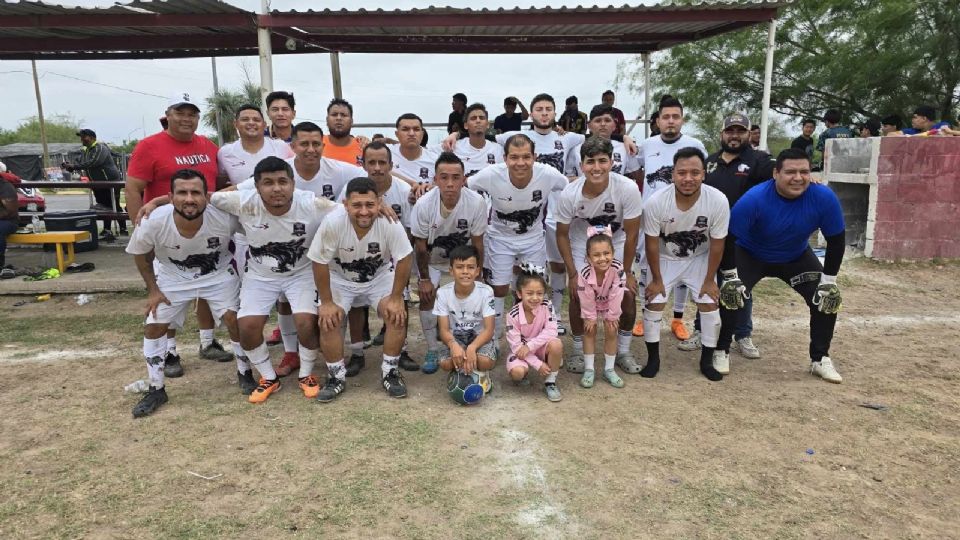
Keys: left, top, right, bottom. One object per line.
{"left": 124, "top": 380, "right": 150, "bottom": 394}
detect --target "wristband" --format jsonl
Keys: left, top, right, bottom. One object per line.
{"left": 820, "top": 274, "right": 837, "bottom": 285}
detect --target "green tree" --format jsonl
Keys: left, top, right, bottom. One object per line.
{"left": 618, "top": 0, "right": 960, "bottom": 129}
{"left": 0, "top": 114, "right": 83, "bottom": 145}
{"left": 204, "top": 81, "right": 263, "bottom": 144}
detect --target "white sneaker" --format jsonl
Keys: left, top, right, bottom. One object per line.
{"left": 734, "top": 337, "right": 761, "bottom": 359}
{"left": 677, "top": 330, "right": 701, "bottom": 351}
{"left": 713, "top": 350, "right": 730, "bottom": 375}
{"left": 811, "top": 357, "right": 842, "bottom": 383}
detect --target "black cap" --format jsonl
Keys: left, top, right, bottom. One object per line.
{"left": 76, "top": 128, "right": 96, "bottom": 138}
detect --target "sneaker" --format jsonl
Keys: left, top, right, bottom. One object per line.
{"left": 566, "top": 352, "right": 585, "bottom": 373}
{"left": 580, "top": 369, "right": 595, "bottom": 388}
{"left": 399, "top": 350, "right": 420, "bottom": 372}
{"left": 345, "top": 352, "right": 365, "bottom": 377}
{"left": 237, "top": 370, "right": 257, "bottom": 395}
{"left": 557, "top": 323, "right": 567, "bottom": 337}
{"left": 265, "top": 327, "right": 282, "bottom": 346}
{"left": 298, "top": 375, "right": 320, "bottom": 398}
{"left": 248, "top": 377, "right": 281, "bottom": 403}
{"left": 421, "top": 350, "right": 439, "bottom": 374}
{"left": 811, "top": 357, "right": 842, "bottom": 383}
{"left": 199, "top": 339, "right": 234, "bottom": 362}
{"left": 671, "top": 319, "right": 691, "bottom": 340}
{"left": 734, "top": 337, "right": 761, "bottom": 359}
{"left": 677, "top": 330, "right": 701, "bottom": 351}
{"left": 275, "top": 351, "right": 300, "bottom": 377}
{"left": 0, "top": 268, "right": 15, "bottom": 280}
{"left": 162, "top": 352, "right": 183, "bottom": 378}
{"left": 544, "top": 382, "right": 562, "bottom": 402}
{"left": 132, "top": 386, "right": 168, "bottom": 418}
{"left": 615, "top": 352, "right": 642, "bottom": 374}
{"left": 100, "top": 231, "right": 116, "bottom": 243}
{"left": 631, "top": 320, "right": 645, "bottom": 337}
{"left": 381, "top": 368, "right": 408, "bottom": 398}
{"left": 317, "top": 377, "right": 346, "bottom": 403}
{"left": 713, "top": 350, "right": 730, "bottom": 375}
{"left": 603, "top": 368, "right": 625, "bottom": 388}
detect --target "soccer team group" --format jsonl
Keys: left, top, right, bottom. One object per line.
{"left": 125, "top": 90, "right": 848, "bottom": 418}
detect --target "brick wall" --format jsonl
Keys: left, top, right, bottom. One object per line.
{"left": 872, "top": 137, "right": 960, "bottom": 260}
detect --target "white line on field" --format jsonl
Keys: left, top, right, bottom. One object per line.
{"left": 0, "top": 348, "right": 119, "bottom": 364}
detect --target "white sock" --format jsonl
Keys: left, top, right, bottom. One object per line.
{"left": 700, "top": 310, "right": 721, "bottom": 348}
{"left": 327, "top": 359, "right": 346, "bottom": 381}
{"left": 278, "top": 313, "right": 298, "bottom": 353}
{"left": 349, "top": 342, "right": 364, "bottom": 355}
{"left": 231, "top": 340, "right": 251, "bottom": 373}
{"left": 545, "top": 371, "right": 558, "bottom": 384}
{"left": 583, "top": 353, "right": 595, "bottom": 371}
{"left": 144, "top": 336, "right": 167, "bottom": 388}
{"left": 244, "top": 342, "right": 276, "bottom": 380}
{"left": 572, "top": 335, "right": 584, "bottom": 356}
{"left": 550, "top": 271, "right": 565, "bottom": 321}
{"left": 299, "top": 347, "right": 318, "bottom": 378}
{"left": 673, "top": 284, "right": 688, "bottom": 315}
{"left": 604, "top": 354, "right": 616, "bottom": 371}
{"left": 199, "top": 328, "right": 214, "bottom": 348}
{"left": 617, "top": 329, "right": 632, "bottom": 353}
{"left": 643, "top": 309, "right": 663, "bottom": 343}
{"left": 166, "top": 337, "right": 178, "bottom": 355}
{"left": 493, "top": 296, "right": 505, "bottom": 338}
{"left": 382, "top": 354, "right": 400, "bottom": 376}
{"left": 419, "top": 310, "right": 440, "bottom": 352}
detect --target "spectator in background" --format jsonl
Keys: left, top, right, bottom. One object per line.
{"left": 372, "top": 133, "right": 385, "bottom": 142}
{"left": 749, "top": 125, "right": 762, "bottom": 149}
{"left": 880, "top": 114, "right": 902, "bottom": 135}
{"left": 265, "top": 91, "right": 296, "bottom": 142}
{"left": 902, "top": 105, "right": 952, "bottom": 135}
{"left": 859, "top": 118, "right": 881, "bottom": 137}
{"left": 323, "top": 98, "right": 364, "bottom": 166}
{"left": 815, "top": 109, "right": 854, "bottom": 169}
{"left": 790, "top": 118, "right": 816, "bottom": 160}
{"left": 493, "top": 96, "right": 529, "bottom": 134}
{"left": 649, "top": 111, "right": 660, "bottom": 136}
{"left": 64, "top": 128, "right": 125, "bottom": 240}
{"left": 558, "top": 96, "right": 588, "bottom": 134}
{"left": 447, "top": 93, "right": 468, "bottom": 134}
{"left": 0, "top": 173, "right": 17, "bottom": 278}
{"left": 601, "top": 90, "right": 627, "bottom": 136}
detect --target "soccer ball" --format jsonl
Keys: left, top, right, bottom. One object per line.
{"left": 447, "top": 370, "right": 484, "bottom": 406}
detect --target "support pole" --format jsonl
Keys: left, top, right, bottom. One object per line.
{"left": 330, "top": 52, "right": 343, "bottom": 99}
{"left": 211, "top": 57, "right": 224, "bottom": 144}
{"left": 31, "top": 59, "right": 49, "bottom": 170}
{"left": 759, "top": 18, "right": 777, "bottom": 152}
{"left": 642, "top": 52, "right": 651, "bottom": 139}
{"left": 257, "top": 0, "right": 274, "bottom": 107}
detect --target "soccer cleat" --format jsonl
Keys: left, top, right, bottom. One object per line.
{"left": 317, "top": 377, "right": 346, "bottom": 403}
{"left": 381, "top": 368, "right": 408, "bottom": 398}
{"left": 420, "top": 350, "right": 439, "bottom": 374}
{"left": 237, "top": 370, "right": 257, "bottom": 395}
{"left": 199, "top": 339, "right": 234, "bottom": 362}
{"left": 603, "top": 369, "right": 625, "bottom": 388}
{"left": 275, "top": 351, "right": 300, "bottom": 377}
{"left": 631, "top": 320, "right": 645, "bottom": 337}
{"left": 544, "top": 382, "right": 563, "bottom": 402}
{"left": 399, "top": 350, "right": 420, "bottom": 372}
{"left": 670, "top": 319, "right": 691, "bottom": 341}
{"left": 713, "top": 350, "right": 730, "bottom": 375}
{"left": 677, "top": 330, "right": 701, "bottom": 351}
{"left": 162, "top": 352, "right": 183, "bottom": 378}
{"left": 580, "top": 369, "right": 595, "bottom": 388}
{"left": 811, "top": 357, "right": 842, "bottom": 383}
{"left": 298, "top": 375, "right": 320, "bottom": 399}
{"left": 734, "top": 337, "right": 761, "bottom": 359}
{"left": 565, "top": 352, "right": 585, "bottom": 373}
{"left": 132, "top": 386, "right": 168, "bottom": 418}
{"left": 248, "top": 377, "right": 281, "bottom": 403}
{"left": 345, "top": 352, "right": 365, "bottom": 377}
{"left": 556, "top": 323, "right": 568, "bottom": 337}
{"left": 266, "top": 327, "right": 282, "bottom": 346}
{"left": 615, "top": 352, "right": 642, "bottom": 374}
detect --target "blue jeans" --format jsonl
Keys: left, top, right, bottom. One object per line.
{"left": 0, "top": 219, "right": 17, "bottom": 267}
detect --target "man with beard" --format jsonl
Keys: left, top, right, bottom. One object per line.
{"left": 322, "top": 98, "right": 364, "bottom": 166}
{"left": 265, "top": 91, "right": 296, "bottom": 142}
{"left": 217, "top": 105, "right": 294, "bottom": 186}
{"left": 126, "top": 169, "right": 244, "bottom": 417}
{"left": 454, "top": 103, "right": 504, "bottom": 178}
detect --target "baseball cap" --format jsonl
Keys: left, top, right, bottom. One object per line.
{"left": 722, "top": 113, "right": 750, "bottom": 130}
{"left": 167, "top": 91, "right": 200, "bottom": 111}
{"left": 76, "top": 128, "right": 96, "bottom": 138}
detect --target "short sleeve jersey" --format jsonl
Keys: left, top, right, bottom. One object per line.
{"left": 211, "top": 189, "right": 334, "bottom": 278}
{"left": 554, "top": 172, "right": 643, "bottom": 250}
{"left": 637, "top": 134, "right": 708, "bottom": 203}
{"left": 454, "top": 138, "right": 504, "bottom": 178}
{"left": 337, "top": 179, "right": 413, "bottom": 229}
{"left": 125, "top": 205, "right": 238, "bottom": 292}
{"left": 566, "top": 139, "right": 640, "bottom": 177}
{"left": 216, "top": 138, "right": 293, "bottom": 186}
{"left": 308, "top": 210, "right": 413, "bottom": 285}
{"left": 496, "top": 130, "right": 584, "bottom": 174}
{"left": 467, "top": 163, "right": 568, "bottom": 242}
{"left": 731, "top": 181, "right": 845, "bottom": 264}
{"left": 409, "top": 187, "right": 488, "bottom": 269}
{"left": 432, "top": 282, "right": 496, "bottom": 344}
{"left": 127, "top": 131, "right": 219, "bottom": 204}
{"left": 321, "top": 135, "right": 364, "bottom": 166}
{"left": 642, "top": 184, "right": 730, "bottom": 261}
{"left": 388, "top": 144, "right": 439, "bottom": 185}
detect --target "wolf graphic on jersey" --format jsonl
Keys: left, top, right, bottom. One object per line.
{"left": 430, "top": 230, "right": 470, "bottom": 258}
{"left": 586, "top": 214, "right": 622, "bottom": 233}
{"left": 248, "top": 239, "right": 307, "bottom": 273}
{"left": 168, "top": 251, "right": 221, "bottom": 277}
{"left": 662, "top": 229, "right": 708, "bottom": 258}
{"left": 646, "top": 166, "right": 673, "bottom": 189}
{"left": 495, "top": 204, "right": 543, "bottom": 234}
{"left": 334, "top": 254, "right": 384, "bottom": 283}
{"left": 536, "top": 152, "right": 565, "bottom": 174}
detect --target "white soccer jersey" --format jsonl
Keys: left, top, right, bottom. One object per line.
{"left": 642, "top": 184, "right": 730, "bottom": 262}
{"left": 388, "top": 143, "right": 439, "bottom": 185}
{"left": 409, "top": 187, "right": 487, "bottom": 269}
{"left": 554, "top": 172, "right": 643, "bottom": 250}
{"left": 432, "top": 281, "right": 496, "bottom": 343}
{"left": 126, "top": 204, "right": 238, "bottom": 292}
{"left": 235, "top": 156, "right": 364, "bottom": 203}
{"left": 211, "top": 189, "right": 335, "bottom": 278}
{"left": 454, "top": 138, "right": 504, "bottom": 178}
{"left": 336, "top": 178, "right": 413, "bottom": 229}
{"left": 308, "top": 210, "right": 413, "bottom": 286}
{"left": 496, "top": 130, "right": 584, "bottom": 174}
{"left": 566, "top": 139, "right": 640, "bottom": 178}
{"left": 467, "top": 162, "right": 567, "bottom": 243}
{"left": 637, "top": 134, "right": 708, "bottom": 202}
{"left": 217, "top": 138, "right": 294, "bottom": 185}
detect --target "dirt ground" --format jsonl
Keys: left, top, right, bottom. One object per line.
{"left": 0, "top": 257, "right": 957, "bottom": 539}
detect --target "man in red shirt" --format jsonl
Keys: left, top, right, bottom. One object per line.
{"left": 601, "top": 90, "right": 628, "bottom": 136}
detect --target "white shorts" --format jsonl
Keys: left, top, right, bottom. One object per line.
{"left": 545, "top": 221, "right": 563, "bottom": 264}
{"left": 145, "top": 272, "right": 240, "bottom": 326}
{"left": 329, "top": 272, "right": 395, "bottom": 316}
{"left": 428, "top": 265, "right": 446, "bottom": 287}
{"left": 484, "top": 234, "right": 546, "bottom": 287}
{"left": 238, "top": 271, "right": 317, "bottom": 318}
{"left": 642, "top": 255, "right": 714, "bottom": 304}
{"left": 573, "top": 237, "right": 626, "bottom": 274}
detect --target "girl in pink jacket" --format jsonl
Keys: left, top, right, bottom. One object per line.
{"left": 505, "top": 265, "right": 564, "bottom": 402}
{"left": 576, "top": 229, "right": 626, "bottom": 389}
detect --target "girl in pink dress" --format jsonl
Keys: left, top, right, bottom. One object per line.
{"left": 576, "top": 228, "right": 626, "bottom": 389}
{"left": 505, "top": 265, "right": 564, "bottom": 402}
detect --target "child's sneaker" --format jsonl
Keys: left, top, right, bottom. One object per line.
{"left": 544, "top": 382, "right": 562, "bottom": 402}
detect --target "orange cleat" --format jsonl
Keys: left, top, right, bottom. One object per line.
{"left": 670, "top": 318, "right": 690, "bottom": 340}
{"left": 275, "top": 352, "right": 300, "bottom": 377}
{"left": 631, "top": 320, "right": 645, "bottom": 337}
{"left": 298, "top": 375, "right": 320, "bottom": 399}
{"left": 248, "top": 377, "right": 280, "bottom": 404}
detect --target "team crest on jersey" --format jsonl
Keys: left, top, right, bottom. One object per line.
{"left": 696, "top": 216, "right": 708, "bottom": 228}
{"left": 457, "top": 219, "right": 468, "bottom": 229}
{"left": 487, "top": 153, "right": 495, "bottom": 164}
{"left": 604, "top": 202, "right": 616, "bottom": 213}
{"left": 532, "top": 190, "right": 542, "bottom": 202}
{"left": 391, "top": 204, "right": 402, "bottom": 216}
{"left": 419, "top": 167, "right": 429, "bottom": 179}
{"left": 367, "top": 242, "right": 381, "bottom": 254}
{"left": 206, "top": 237, "right": 221, "bottom": 249}
{"left": 614, "top": 152, "right": 622, "bottom": 162}
{"left": 737, "top": 163, "right": 751, "bottom": 175}
{"left": 322, "top": 185, "right": 334, "bottom": 198}
{"left": 706, "top": 162, "right": 718, "bottom": 174}
{"left": 554, "top": 141, "right": 563, "bottom": 150}
{"left": 292, "top": 222, "right": 307, "bottom": 237}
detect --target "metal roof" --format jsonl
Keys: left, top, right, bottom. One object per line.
{"left": 0, "top": 0, "right": 785, "bottom": 59}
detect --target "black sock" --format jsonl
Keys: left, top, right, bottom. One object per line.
{"left": 699, "top": 346, "right": 723, "bottom": 382}
{"left": 673, "top": 311, "right": 683, "bottom": 320}
{"left": 641, "top": 342, "right": 660, "bottom": 378}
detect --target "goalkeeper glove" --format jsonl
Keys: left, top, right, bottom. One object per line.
{"left": 813, "top": 274, "right": 842, "bottom": 314}
{"left": 719, "top": 269, "right": 748, "bottom": 310}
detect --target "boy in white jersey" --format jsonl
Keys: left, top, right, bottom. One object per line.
{"left": 566, "top": 105, "right": 642, "bottom": 181}
{"left": 555, "top": 137, "right": 644, "bottom": 374}
{"left": 410, "top": 152, "right": 488, "bottom": 373}
{"left": 454, "top": 103, "right": 504, "bottom": 178}
{"left": 217, "top": 105, "right": 294, "bottom": 186}
{"left": 126, "top": 169, "right": 243, "bottom": 418}
{"left": 640, "top": 148, "right": 730, "bottom": 382}
{"left": 389, "top": 113, "right": 439, "bottom": 200}
{"left": 466, "top": 134, "right": 569, "bottom": 338}
{"left": 311, "top": 177, "right": 415, "bottom": 402}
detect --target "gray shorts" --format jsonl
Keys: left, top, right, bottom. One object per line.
{"left": 438, "top": 337, "right": 497, "bottom": 363}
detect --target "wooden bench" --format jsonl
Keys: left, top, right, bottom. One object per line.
{"left": 8, "top": 231, "right": 92, "bottom": 273}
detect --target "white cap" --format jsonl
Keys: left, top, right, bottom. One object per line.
{"left": 167, "top": 91, "right": 200, "bottom": 111}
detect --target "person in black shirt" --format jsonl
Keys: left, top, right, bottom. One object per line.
{"left": 0, "top": 176, "right": 18, "bottom": 277}
{"left": 447, "top": 93, "right": 468, "bottom": 134}
{"left": 493, "top": 96, "right": 529, "bottom": 134}
{"left": 790, "top": 118, "right": 816, "bottom": 160}
{"left": 880, "top": 114, "right": 902, "bottom": 135}
{"left": 64, "top": 128, "right": 126, "bottom": 238}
